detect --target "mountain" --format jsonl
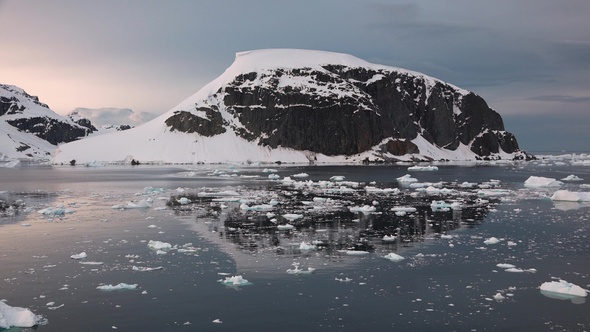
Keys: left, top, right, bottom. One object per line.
{"left": 53, "top": 49, "right": 529, "bottom": 164}
{"left": 0, "top": 84, "right": 93, "bottom": 160}
{"left": 67, "top": 107, "right": 156, "bottom": 135}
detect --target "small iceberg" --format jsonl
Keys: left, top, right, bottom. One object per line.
{"left": 524, "top": 176, "right": 563, "bottom": 188}
{"left": 383, "top": 253, "right": 405, "bottom": 262}
{"left": 177, "top": 197, "right": 191, "bottom": 205}
{"left": 282, "top": 213, "right": 303, "bottom": 222}
{"left": 396, "top": 174, "right": 418, "bottom": 184}
{"left": 96, "top": 283, "right": 138, "bottom": 291}
{"left": 219, "top": 275, "right": 252, "bottom": 287}
{"left": 330, "top": 175, "right": 345, "bottom": 182}
{"left": 431, "top": 200, "right": 451, "bottom": 212}
{"left": 345, "top": 250, "right": 370, "bottom": 256}
{"left": 349, "top": 205, "right": 376, "bottom": 214}
{"left": 0, "top": 301, "right": 45, "bottom": 329}
{"left": 147, "top": 240, "right": 173, "bottom": 251}
{"left": 550, "top": 190, "right": 590, "bottom": 202}
{"left": 561, "top": 174, "right": 583, "bottom": 181}
{"left": 132, "top": 266, "right": 163, "bottom": 272}
{"left": 382, "top": 235, "right": 397, "bottom": 242}
{"left": 484, "top": 237, "right": 501, "bottom": 245}
{"left": 277, "top": 224, "right": 295, "bottom": 231}
{"left": 70, "top": 252, "right": 87, "bottom": 260}
{"left": 299, "top": 242, "right": 317, "bottom": 251}
{"left": 540, "top": 280, "right": 588, "bottom": 303}
{"left": 407, "top": 165, "right": 438, "bottom": 171}
{"left": 286, "top": 263, "right": 316, "bottom": 275}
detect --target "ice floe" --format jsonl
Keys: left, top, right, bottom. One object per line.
{"left": 349, "top": 205, "right": 376, "bottom": 214}
{"left": 147, "top": 240, "right": 173, "bottom": 251}
{"left": 561, "top": 174, "right": 583, "bottom": 181}
{"left": 38, "top": 206, "right": 75, "bottom": 216}
{"left": 407, "top": 165, "right": 438, "bottom": 171}
{"left": 550, "top": 190, "right": 590, "bottom": 202}
{"left": 70, "top": 252, "right": 87, "bottom": 260}
{"left": 286, "top": 263, "right": 316, "bottom": 275}
{"left": 483, "top": 237, "right": 501, "bottom": 245}
{"left": 282, "top": 213, "right": 303, "bottom": 222}
{"left": 277, "top": 224, "right": 295, "bottom": 231}
{"left": 0, "top": 301, "right": 45, "bottom": 329}
{"left": 383, "top": 253, "right": 405, "bottom": 262}
{"left": 219, "top": 275, "right": 251, "bottom": 286}
{"left": 540, "top": 280, "right": 588, "bottom": 301}
{"left": 132, "top": 266, "right": 163, "bottom": 272}
{"left": 96, "top": 283, "right": 138, "bottom": 291}
{"left": 524, "top": 176, "right": 563, "bottom": 188}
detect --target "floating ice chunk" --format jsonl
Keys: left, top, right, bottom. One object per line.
{"left": 292, "top": 173, "right": 309, "bottom": 178}
{"left": 496, "top": 263, "right": 516, "bottom": 269}
{"left": 505, "top": 268, "right": 524, "bottom": 273}
{"left": 114, "top": 198, "right": 153, "bottom": 209}
{"left": 262, "top": 168, "right": 277, "bottom": 173}
{"left": 524, "top": 176, "right": 563, "bottom": 188}
{"left": 391, "top": 206, "right": 417, "bottom": 213}
{"left": 484, "top": 237, "right": 501, "bottom": 245}
{"left": 561, "top": 174, "right": 583, "bottom": 181}
{"left": 268, "top": 174, "right": 280, "bottom": 180}
{"left": 177, "top": 197, "right": 191, "bottom": 205}
{"left": 349, "top": 205, "right": 376, "bottom": 214}
{"left": 407, "top": 165, "right": 438, "bottom": 171}
{"left": 345, "top": 250, "right": 370, "bottom": 256}
{"left": 382, "top": 235, "right": 396, "bottom": 242}
{"left": 383, "top": 253, "right": 404, "bottom": 262}
{"left": 277, "top": 224, "right": 295, "bottom": 231}
{"left": 540, "top": 280, "right": 587, "bottom": 299}
{"left": 38, "top": 206, "right": 75, "bottom": 216}
{"left": 282, "top": 214, "right": 303, "bottom": 222}
{"left": 330, "top": 175, "right": 345, "bottom": 182}
{"left": 550, "top": 190, "right": 590, "bottom": 202}
{"left": 335, "top": 277, "right": 353, "bottom": 282}
{"left": 431, "top": 200, "right": 451, "bottom": 212}
{"left": 96, "top": 283, "right": 138, "bottom": 291}
{"left": 241, "top": 203, "right": 274, "bottom": 212}
{"left": 80, "top": 261, "right": 103, "bottom": 265}
{"left": 365, "top": 186, "right": 400, "bottom": 195}
{"left": 477, "top": 189, "right": 512, "bottom": 197}
{"left": 219, "top": 275, "right": 251, "bottom": 286}
{"left": 0, "top": 159, "right": 21, "bottom": 168}
{"left": 147, "top": 240, "right": 172, "bottom": 251}
{"left": 132, "top": 266, "right": 163, "bottom": 272}
{"left": 458, "top": 182, "right": 478, "bottom": 188}
{"left": 493, "top": 293, "right": 505, "bottom": 301}
{"left": 299, "top": 242, "right": 316, "bottom": 251}
{"left": 396, "top": 174, "right": 418, "bottom": 184}
{"left": 85, "top": 160, "right": 103, "bottom": 167}
{"left": 0, "top": 301, "right": 45, "bottom": 329}
{"left": 286, "top": 265, "right": 316, "bottom": 275}
{"left": 212, "top": 319, "right": 222, "bottom": 324}
{"left": 70, "top": 252, "right": 87, "bottom": 260}
{"left": 197, "top": 190, "right": 240, "bottom": 197}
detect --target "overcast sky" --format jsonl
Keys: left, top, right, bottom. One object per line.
{"left": 1, "top": 0, "right": 589, "bottom": 152}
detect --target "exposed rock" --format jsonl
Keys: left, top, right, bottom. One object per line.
{"left": 165, "top": 108, "right": 226, "bottom": 136}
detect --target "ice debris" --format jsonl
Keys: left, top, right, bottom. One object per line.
{"left": 524, "top": 176, "right": 563, "bottom": 188}
{"left": 561, "top": 174, "right": 583, "bottom": 181}
{"left": 484, "top": 237, "right": 501, "bottom": 245}
{"left": 277, "top": 224, "right": 295, "bottom": 231}
{"left": 349, "top": 205, "right": 376, "bottom": 214}
{"left": 383, "top": 253, "right": 405, "bottom": 262}
{"left": 540, "top": 280, "right": 588, "bottom": 299}
{"left": 147, "top": 240, "right": 173, "bottom": 251}
{"left": 287, "top": 263, "right": 316, "bottom": 275}
{"left": 38, "top": 206, "right": 75, "bottom": 216}
{"left": 70, "top": 252, "right": 87, "bottom": 260}
{"left": 0, "top": 301, "right": 46, "bottom": 329}
{"left": 132, "top": 266, "right": 163, "bottom": 272}
{"left": 407, "top": 165, "right": 438, "bottom": 171}
{"left": 96, "top": 283, "right": 138, "bottom": 291}
{"left": 550, "top": 190, "right": 590, "bottom": 202}
{"left": 219, "top": 275, "right": 251, "bottom": 286}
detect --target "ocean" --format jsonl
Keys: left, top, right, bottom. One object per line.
{"left": 1, "top": 160, "right": 589, "bottom": 331}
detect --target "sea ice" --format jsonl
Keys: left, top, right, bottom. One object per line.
{"left": 282, "top": 213, "right": 303, "bottom": 222}
{"left": 176, "top": 197, "right": 191, "bottom": 205}
{"left": 38, "top": 206, "right": 75, "bottom": 216}
{"left": 277, "top": 224, "right": 295, "bottom": 231}
{"left": 268, "top": 174, "right": 280, "bottom": 180}
{"left": 349, "top": 205, "right": 376, "bottom": 214}
{"left": 70, "top": 252, "right": 87, "bottom": 260}
{"left": 524, "top": 176, "right": 563, "bottom": 188}
{"left": 292, "top": 173, "right": 309, "bottom": 178}
{"left": 286, "top": 263, "right": 316, "bottom": 275}
{"left": 219, "top": 275, "right": 251, "bottom": 286}
{"left": 147, "top": 240, "right": 173, "bottom": 251}
{"left": 540, "top": 280, "right": 587, "bottom": 298}
{"left": 561, "top": 174, "right": 583, "bottom": 181}
{"left": 550, "top": 190, "right": 590, "bottom": 202}
{"left": 382, "top": 235, "right": 396, "bottom": 242}
{"left": 299, "top": 242, "right": 316, "bottom": 251}
{"left": 345, "top": 250, "right": 370, "bottom": 256}
{"left": 96, "top": 283, "right": 138, "bottom": 291}
{"left": 496, "top": 263, "right": 516, "bottom": 269}
{"left": 396, "top": 174, "right": 418, "bottom": 184}
{"left": 330, "top": 175, "right": 345, "bottom": 182}
{"left": 132, "top": 266, "right": 163, "bottom": 272}
{"left": 407, "top": 165, "right": 438, "bottom": 171}
{"left": 0, "top": 301, "right": 45, "bottom": 329}
{"left": 484, "top": 237, "right": 501, "bottom": 245}
{"left": 383, "top": 253, "right": 404, "bottom": 262}
{"left": 431, "top": 200, "right": 451, "bottom": 212}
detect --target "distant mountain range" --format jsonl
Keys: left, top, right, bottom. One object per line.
{"left": 3, "top": 49, "right": 531, "bottom": 164}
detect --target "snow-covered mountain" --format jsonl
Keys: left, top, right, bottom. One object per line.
{"left": 67, "top": 107, "right": 156, "bottom": 135}
{"left": 53, "top": 49, "right": 530, "bottom": 164}
{"left": 0, "top": 84, "right": 92, "bottom": 160}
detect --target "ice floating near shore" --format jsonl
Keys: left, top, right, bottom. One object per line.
{"left": 365, "top": 186, "right": 400, "bottom": 195}
{"left": 540, "top": 280, "right": 588, "bottom": 300}
{"left": 38, "top": 206, "right": 75, "bottom": 216}
{"left": 282, "top": 213, "right": 303, "bottom": 222}
{"left": 431, "top": 200, "right": 451, "bottom": 212}
{"left": 496, "top": 263, "right": 516, "bottom": 269}
{"left": 96, "top": 283, "right": 138, "bottom": 291}
{"left": 240, "top": 203, "right": 274, "bottom": 212}
{"left": 113, "top": 198, "right": 153, "bottom": 209}
{"left": 299, "top": 242, "right": 316, "bottom": 251}
{"left": 345, "top": 250, "right": 370, "bottom": 256}
{"left": 277, "top": 224, "right": 295, "bottom": 231}
{"left": 382, "top": 235, "right": 396, "bottom": 242}
{"left": 177, "top": 197, "right": 191, "bottom": 205}
{"left": 396, "top": 174, "right": 418, "bottom": 184}
{"left": 70, "top": 252, "right": 87, "bottom": 260}
{"left": 292, "top": 173, "right": 309, "bottom": 178}
{"left": 132, "top": 266, "right": 163, "bottom": 272}
{"left": 219, "top": 275, "right": 251, "bottom": 286}
{"left": 550, "top": 190, "right": 590, "bottom": 202}
{"left": 349, "top": 205, "right": 376, "bottom": 214}
{"left": 287, "top": 263, "right": 316, "bottom": 275}
{"left": 561, "top": 174, "right": 583, "bottom": 181}
{"left": 147, "top": 240, "right": 173, "bottom": 251}
{"left": 524, "top": 176, "right": 563, "bottom": 188}
{"left": 383, "top": 253, "right": 405, "bottom": 262}
{"left": 330, "top": 175, "right": 345, "bottom": 182}
{"left": 0, "top": 301, "right": 45, "bottom": 329}
{"left": 197, "top": 190, "right": 240, "bottom": 197}
{"left": 484, "top": 237, "right": 501, "bottom": 245}
{"left": 407, "top": 165, "right": 438, "bottom": 171}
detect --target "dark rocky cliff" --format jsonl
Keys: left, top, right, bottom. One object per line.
{"left": 166, "top": 63, "right": 525, "bottom": 161}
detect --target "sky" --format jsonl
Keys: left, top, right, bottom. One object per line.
{"left": 1, "top": 0, "right": 589, "bottom": 152}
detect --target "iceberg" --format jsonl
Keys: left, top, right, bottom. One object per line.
{"left": 382, "top": 235, "right": 396, "bottom": 242}
{"left": 349, "top": 205, "right": 376, "bottom": 214}
{"left": 383, "top": 253, "right": 405, "bottom": 262}
{"left": 286, "top": 263, "right": 316, "bottom": 275}
{"left": 550, "top": 190, "right": 590, "bottom": 202}
{"left": 70, "top": 252, "right": 87, "bottom": 260}
{"left": 96, "top": 283, "right": 138, "bottom": 291}
{"left": 524, "top": 176, "right": 563, "bottom": 188}
{"left": 484, "top": 237, "right": 501, "bottom": 245}
{"left": 147, "top": 240, "right": 172, "bottom": 251}
{"left": 407, "top": 165, "right": 438, "bottom": 171}
{"left": 282, "top": 213, "right": 303, "bottom": 222}
{"left": 132, "top": 266, "right": 163, "bottom": 272}
{"left": 330, "top": 175, "right": 345, "bottom": 182}
{"left": 177, "top": 197, "right": 191, "bottom": 205}
{"left": 0, "top": 301, "right": 45, "bottom": 329}
{"left": 561, "top": 174, "right": 583, "bottom": 181}
{"left": 540, "top": 280, "right": 587, "bottom": 299}
{"left": 431, "top": 200, "right": 451, "bottom": 212}
{"left": 219, "top": 275, "right": 251, "bottom": 286}
{"left": 396, "top": 174, "right": 418, "bottom": 184}
{"left": 277, "top": 224, "right": 295, "bottom": 231}
{"left": 299, "top": 242, "right": 316, "bottom": 251}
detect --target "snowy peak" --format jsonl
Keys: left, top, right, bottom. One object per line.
{"left": 67, "top": 107, "right": 156, "bottom": 135}
{"left": 53, "top": 49, "right": 529, "bottom": 164}
{"left": 0, "top": 84, "right": 92, "bottom": 160}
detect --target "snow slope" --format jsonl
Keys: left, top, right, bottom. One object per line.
{"left": 52, "top": 49, "right": 521, "bottom": 164}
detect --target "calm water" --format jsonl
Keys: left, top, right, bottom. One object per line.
{"left": 1, "top": 162, "right": 589, "bottom": 331}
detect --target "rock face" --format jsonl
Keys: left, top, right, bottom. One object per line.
{"left": 0, "top": 84, "right": 93, "bottom": 159}
{"left": 165, "top": 49, "right": 525, "bottom": 161}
